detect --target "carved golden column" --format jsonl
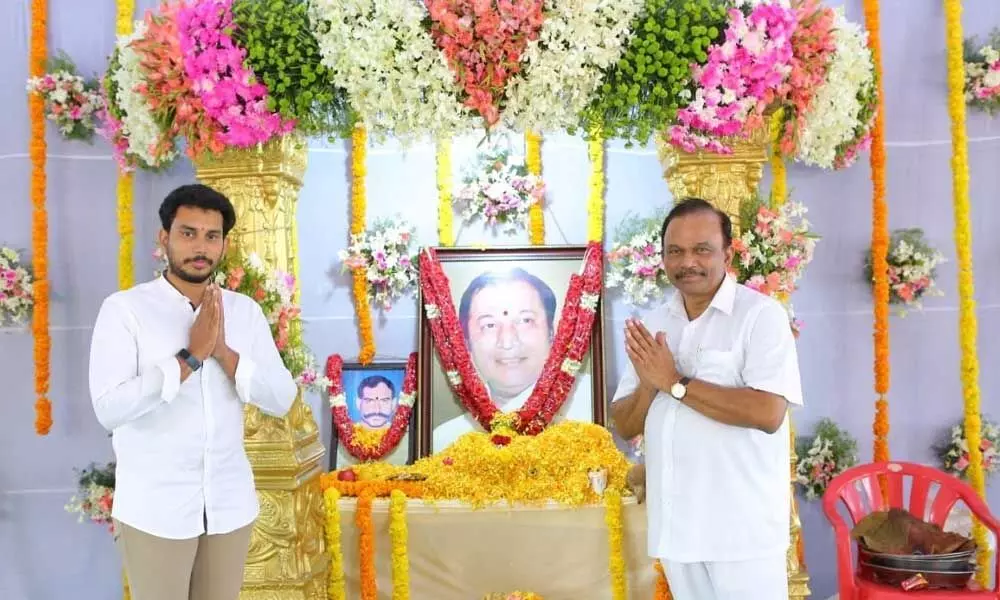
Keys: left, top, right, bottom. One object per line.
{"left": 194, "top": 135, "right": 328, "bottom": 600}
{"left": 657, "top": 131, "right": 811, "bottom": 600}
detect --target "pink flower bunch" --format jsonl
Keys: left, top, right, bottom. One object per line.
{"left": 729, "top": 200, "right": 816, "bottom": 304}
{"left": 968, "top": 46, "right": 1000, "bottom": 102}
{"left": 133, "top": 1, "right": 227, "bottom": 158}
{"left": 667, "top": 1, "right": 797, "bottom": 154}
{"left": 26, "top": 70, "right": 105, "bottom": 141}
{"left": 775, "top": 0, "right": 836, "bottom": 155}
{"left": 886, "top": 265, "right": 931, "bottom": 305}
{"left": 177, "top": 0, "right": 293, "bottom": 148}
{"left": 96, "top": 89, "right": 135, "bottom": 171}
{"left": 425, "top": 0, "right": 545, "bottom": 127}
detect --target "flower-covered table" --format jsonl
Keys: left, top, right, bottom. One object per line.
{"left": 332, "top": 497, "right": 654, "bottom": 599}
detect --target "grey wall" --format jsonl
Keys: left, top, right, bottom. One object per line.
{"left": 2, "top": 1, "right": 999, "bottom": 598}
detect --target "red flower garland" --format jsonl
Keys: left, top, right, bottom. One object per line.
{"left": 418, "top": 242, "right": 604, "bottom": 434}
{"left": 326, "top": 352, "right": 417, "bottom": 461}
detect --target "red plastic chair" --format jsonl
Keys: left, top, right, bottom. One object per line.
{"left": 822, "top": 461, "right": 1000, "bottom": 599}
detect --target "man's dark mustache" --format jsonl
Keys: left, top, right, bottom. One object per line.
{"left": 185, "top": 256, "right": 212, "bottom": 265}
{"left": 363, "top": 412, "right": 392, "bottom": 419}
{"left": 675, "top": 269, "right": 706, "bottom": 278}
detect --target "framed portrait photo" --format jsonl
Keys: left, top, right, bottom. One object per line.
{"left": 418, "top": 245, "right": 607, "bottom": 457}
{"left": 329, "top": 361, "right": 417, "bottom": 469}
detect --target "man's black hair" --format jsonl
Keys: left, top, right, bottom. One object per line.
{"left": 458, "top": 268, "right": 557, "bottom": 341}
{"left": 159, "top": 184, "right": 237, "bottom": 236}
{"left": 357, "top": 374, "right": 396, "bottom": 401}
{"left": 659, "top": 197, "right": 733, "bottom": 250}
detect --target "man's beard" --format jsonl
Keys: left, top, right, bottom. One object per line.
{"left": 167, "top": 255, "right": 216, "bottom": 284}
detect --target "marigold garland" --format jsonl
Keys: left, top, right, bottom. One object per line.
{"left": 350, "top": 126, "right": 375, "bottom": 364}
{"left": 319, "top": 473, "right": 424, "bottom": 499}
{"left": 29, "top": 0, "right": 51, "bottom": 436}
{"left": 654, "top": 560, "right": 671, "bottom": 599}
{"left": 116, "top": 0, "right": 135, "bottom": 291}
{"left": 357, "top": 489, "right": 377, "bottom": 600}
{"left": 604, "top": 488, "right": 627, "bottom": 600}
{"left": 862, "top": 0, "right": 890, "bottom": 464}
{"left": 525, "top": 131, "right": 544, "bottom": 244}
{"left": 943, "top": 0, "right": 989, "bottom": 584}
{"left": 389, "top": 490, "right": 410, "bottom": 600}
{"left": 324, "top": 488, "right": 347, "bottom": 600}
{"left": 769, "top": 109, "right": 788, "bottom": 208}
{"left": 587, "top": 126, "right": 606, "bottom": 243}
{"left": 437, "top": 137, "right": 454, "bottom": 246}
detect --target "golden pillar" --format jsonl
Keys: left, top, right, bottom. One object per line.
{"left": 657, "top": 131, "right": 811, "bottom": 600}
{"left": 194, "top": 135, "right": 328, "bottom": 600}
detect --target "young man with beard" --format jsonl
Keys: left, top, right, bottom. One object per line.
{"left": 611, "top": 197, "right": 802, "bottom": 600}
{"left": 88, "top": 184, "right": 297, "bottom": 600}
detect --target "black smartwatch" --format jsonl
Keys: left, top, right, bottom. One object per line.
{"left": 176, "top": 348, "right": 203, "bottom": 372}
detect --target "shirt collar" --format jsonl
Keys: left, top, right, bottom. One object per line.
{"left": 667, "top": 274, "right": 736, "bottom": 318}
{"left": 156, "top": 273, "right": 198, "bottom": 310}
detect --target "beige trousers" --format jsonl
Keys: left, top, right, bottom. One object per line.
{"left": 114, "top": 519, "right": 254, "bottom": 600}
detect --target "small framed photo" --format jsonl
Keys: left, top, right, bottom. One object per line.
{"left": 417, "top": 245, "right": 607, "bottom": 457}
{"left": 329, "top": 361, "right": 417, "bottom": 469}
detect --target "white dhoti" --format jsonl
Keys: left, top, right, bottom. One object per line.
{"left": 663, "top": 553, "right": 788, "bottom": 600}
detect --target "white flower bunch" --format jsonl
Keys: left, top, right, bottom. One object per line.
{"left": 26, "top": 64, "right": 104, "bottom": 141}
{"left": 0, "top": 246, "right": 34, "bottom": 326}
{"left": 503, "top": 0, "right": 643, "bottom": 133}
{"left": 938, "top": 421, "right": 1000, "bottom": 480}
{"left": 339, "top": 217, "right": 418, "bottom": 311}
{"left": 795, "top": 9, "right": 875, "bottom": 169}
{"left": 605, "top": 212, "right": 670, "bottom": 306}
{"left": 308, "top": 0, "right": 474, "bottom": 143}
{"left": 453, "top": 146, "right": 545, "bottom": 235}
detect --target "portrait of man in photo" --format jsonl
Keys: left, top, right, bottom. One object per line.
{"left": 353, "top": 374, "right": 398, "bottom": 430}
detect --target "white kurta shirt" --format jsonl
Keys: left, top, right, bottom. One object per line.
{"left": 88, "top": 276, "right": 297, "bottom": 540}
{"left": 613, "top": 275, "right": 803, "bottom": 563}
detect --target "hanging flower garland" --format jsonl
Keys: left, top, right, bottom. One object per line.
{"left": 437, "top": 138, "right": 455, "bottom": 246}
{"left": 454, "top": 139, "right": 545, "bottom": 236}
{"left": 114, "top": 0, "right": 136, "bottom": 293}
{"left": 389, "top": 490, "right": 410, "bottom": 600}
{"left": 350, "top": 126, "right": 376, "bottom": 364}
{"left": 944, "top": 0, "right": 989, "bottom": 584}
{"left": 794, "top": 418, "right": 859, "bottom": 501}
{"left": 29, "top": 0, "right": 51, "bottom": 436}
{"left": 418, "top": 244, "right": 603, "bottom": 435}
{"left": 604, "top": 488, "right": 627, "bottom": 600}
{"left": 935, "top": 420, "right": 1000, "bottom": 481}
{"left": 769, "top": 109, "right": 788, "bottom": 207}
{"left": 861, "top": 0, "right": 890, "bottom": 465}
{"left": 338, "top": 217, "right": 418, "bottom": 311}
{"left": 963, "top": 29, "right": 1000, "bottom": 114}
{"left": 586, "top": 124, "right": 605, "bottom": 243}
{"left": 525, "top": 131, "right": 545, "bottom": 244}
{"left": 0, "top": 247, "right": 35, "bottom": 326}
{"left": 326, "top": 353, "right": 418, "bottom": 461}
{"left": 324, "top": 488, "right": 347, "bottom": 600}
{"left": 654, "top": 560, "right": 671, "bottom": 600}
{"left": 25, "top": 52, "right": 104, "bottom": 142}
{"left": 605, "top": 210, "right": 670, "bottom": 307}
{"left": 864, "top": 228, "right": 946, "bottom": 315}
{"left": 357, "top": 489, "right": 377, "bottom": 600}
